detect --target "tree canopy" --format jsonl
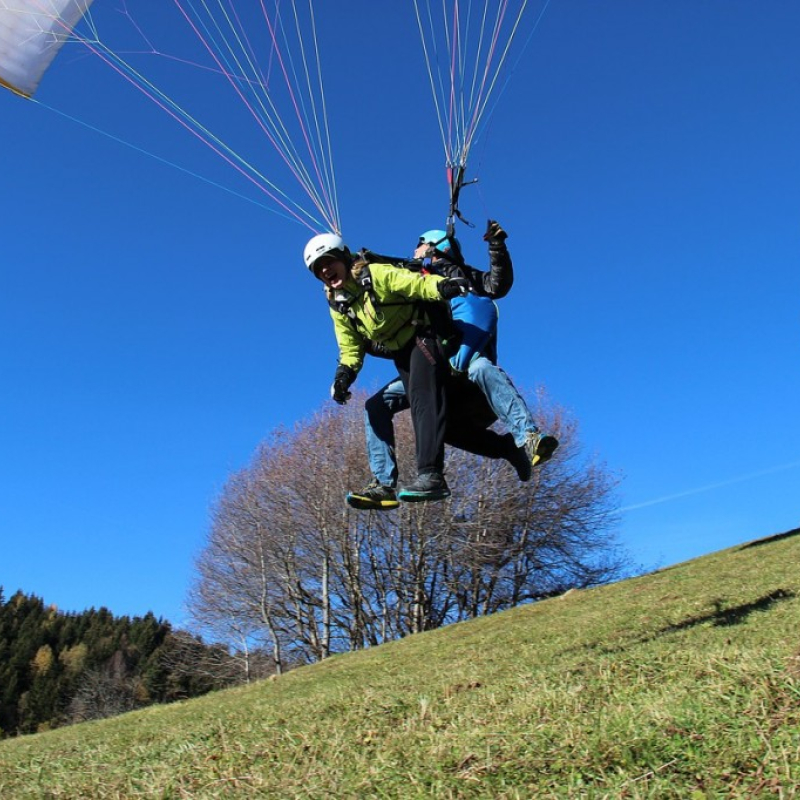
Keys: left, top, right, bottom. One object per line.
{"left": 189, "top": 387, "right": 626, "bottom": 669}
{"left": 0, "top": 590, "right": 266, "bottom": 737}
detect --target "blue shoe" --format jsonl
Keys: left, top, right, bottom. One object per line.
{"left": 398, "top": 472, "right": 451, "bottom": 503}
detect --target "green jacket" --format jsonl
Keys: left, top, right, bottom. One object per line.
{"left": 328, "top": 262, "right": 447, "bottom": 373}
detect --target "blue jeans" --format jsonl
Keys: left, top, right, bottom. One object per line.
{"left": 364, "top": 356, "right": 538, "bottom": 487}
{"left": 467, "top": 356, "right": 537, "bottom": 448}
{"left": 364, "top": 379, "right": 407, "bottom": 488}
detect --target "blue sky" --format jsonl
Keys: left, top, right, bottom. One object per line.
{"left": 2, "top": 1, "right": 799, "bottom": 626}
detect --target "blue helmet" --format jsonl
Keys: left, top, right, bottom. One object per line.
{"left": 418, "top": 229, "right": 459, "bottom": 254}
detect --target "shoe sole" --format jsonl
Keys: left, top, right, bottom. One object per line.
{"left": 531, "top": 436, "right": 559, "bottom": 467}
{"left": 346, "top": 493, "right": 399, "bottom": 511}
{"left": 397, "top": 489, "right": 451, "bottom": 503}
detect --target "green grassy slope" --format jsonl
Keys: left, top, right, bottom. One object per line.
{"left": 2, "top": 529, "right": 799, "bottom": 799}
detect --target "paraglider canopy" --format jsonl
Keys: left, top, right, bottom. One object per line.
{"left": 1, "top": 2, "right": 342, "bottom": 235}
{"left": 0, "top": 0, "right": 94, "bottom": 98}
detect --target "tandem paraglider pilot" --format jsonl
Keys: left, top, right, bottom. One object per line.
{"left": 304, "top": 232, "right": 471, "bottom": 504}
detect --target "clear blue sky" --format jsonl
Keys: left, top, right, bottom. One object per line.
{"left": 2, "top": 1, "right": 799, "bottom": 626}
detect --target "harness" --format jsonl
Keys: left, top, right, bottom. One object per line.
{"left": 328, "top": 243, "right": 498, "bottom": 373}
{"left": 327, "top": 264, "right": 417, "bottom": 321}
{"left": 327, "top": 260, "right": 458, "bottom": 356}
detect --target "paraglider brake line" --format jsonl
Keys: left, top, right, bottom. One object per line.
{"left": 447, "top": 166, "right": 479, "bottom": 232}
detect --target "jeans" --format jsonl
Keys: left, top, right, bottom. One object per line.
{"left": 466, "top": 356, "right": 537, "bottom": 448}
{"left": 364, "top": 379, "right": 407, "bottom": 488}
{"left": 364, "top": 355, "right": 538, "bottom": 487}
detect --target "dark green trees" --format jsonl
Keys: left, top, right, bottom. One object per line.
{"left": 0, "top": 590, "right": 252, "bottom": 737}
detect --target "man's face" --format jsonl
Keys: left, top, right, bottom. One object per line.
{"left": 414, "top": 241, "right": 435, "bottom": 259}
{"left": 314, "top": 257, "right": 347, "bottom": 290}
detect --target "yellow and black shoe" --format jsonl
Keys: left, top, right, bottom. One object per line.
{"left": 525, "top": 432, "right": 559, "bottom": 468}
{"left": 346, "top": 481, "right": 399, "bottom": 511}
{"left": 506, "top": 433, "right": 533, "bottom": 482}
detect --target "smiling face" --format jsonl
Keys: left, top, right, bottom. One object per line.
{"left": 414, "top": 241, "right": 434, "bottom": 259}
{"left": 314, "top": 256, "right": 348, "bottom": 290}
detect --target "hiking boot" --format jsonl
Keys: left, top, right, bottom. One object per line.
{"left": 524, "top": 431, "right": 559, "bottom": 468}
{"left": 398, "top": 472, "right": 451, "bottom": 503}
{"left": 506, "top": 434, "right": 533, "bottom": 482}
{"left": 346, "top": 481, "right": 399, "bottom": 511}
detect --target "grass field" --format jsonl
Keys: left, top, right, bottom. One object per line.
{"left": 2, "top": 528, "right": 799, "bottom": 798}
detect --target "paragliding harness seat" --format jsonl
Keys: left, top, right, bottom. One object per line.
{"left": 364, "top": 250, "right": 500, "bottom": 373}
{"left": 326, "top": 258, "right": 455, "bottom": 357}
{"left": 327, "top": 251, "right": 498, "bottom": 370}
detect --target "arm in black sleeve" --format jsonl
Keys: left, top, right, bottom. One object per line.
{"left": 452, "top": 244, "right": 514, "bottom": 299}
{"left": 430, "top": 246, "right": 513, "bottom": 299}
{"left": 482, "top": 240, "right": 514, "bottom": 298}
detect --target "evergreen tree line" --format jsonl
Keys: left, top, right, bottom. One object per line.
{"left": 0, "top": 589, "right": 274, "bottom": 738}
{"left": 189, "top": 388, "right": 628, "bottom": 672}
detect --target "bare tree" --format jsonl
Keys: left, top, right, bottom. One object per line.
{"left": 190, "top": 435, "right": 304, "bottom": 673}
{"left": 187, "top": 386, "right": 626, "bottom": 660}
{"left": 158, "top": 630, "right": 272, "bottom": 695}
{"left": 67, "top": 653, "right": 140, "bottom": 724}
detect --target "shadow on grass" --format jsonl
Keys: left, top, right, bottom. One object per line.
{"left": 739, "top": 528, "right": 800, "bottom": 550}
{"left": 659, "top": 589, "right": 796, "bottom": 634}
{"left": 569, "top": 589, "right": 797, "bottom": 659}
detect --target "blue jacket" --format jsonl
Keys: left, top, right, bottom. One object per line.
{"left": 449, "top": 293, "right": 499, "bottom": 373}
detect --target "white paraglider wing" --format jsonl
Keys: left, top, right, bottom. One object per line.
{"left": 1, "top": 1, "right": 342, "bottom": 233}
{"left": 0, "top": 0, "right": 94, "bottom": 98}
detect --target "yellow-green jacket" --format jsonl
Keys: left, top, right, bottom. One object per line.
{"left": 328, "top": 261, "right": 447, "bottom": 374}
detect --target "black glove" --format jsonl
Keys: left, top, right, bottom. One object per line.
{"left": 331, "top": 364, "right": 356, "bottom": 405}
{"left": 437, "top": 277, "right": 471, "bottom": 300}
{"left": 365, "top": 340, "right": 393, "bottom": 359}
{"left": 483, "top": 219, "right": 508, "bottom": 244}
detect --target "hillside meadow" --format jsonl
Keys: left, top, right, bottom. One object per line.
{"left": 1, "top": 528, "right": 799, "bottom": 798}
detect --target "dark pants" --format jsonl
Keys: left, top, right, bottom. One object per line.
{"left": 443, "top": 377, "right": 514, "bottom": 460}
{"left": 364, "top": 369, "right": 515, "bottom": 486}
{"left": 393, "top": 334, "right": 448, "bottom": 476}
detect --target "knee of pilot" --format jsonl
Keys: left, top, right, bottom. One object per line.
{"left": 365, "top": 395, "right": 378, "bottom": 415}
{"left": 365, "top": 392, "right": 384, "bottom": 417}
{"left": 468, "top": 357, "right": 490, "bottom": 383}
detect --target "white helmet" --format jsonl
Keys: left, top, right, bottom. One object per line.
{"left": 304, "top": 233, "right": 350, "bottom": 272}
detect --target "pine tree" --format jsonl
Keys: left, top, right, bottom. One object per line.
{"left": 0, "top": 590, "right": 236, "bottom": 737}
